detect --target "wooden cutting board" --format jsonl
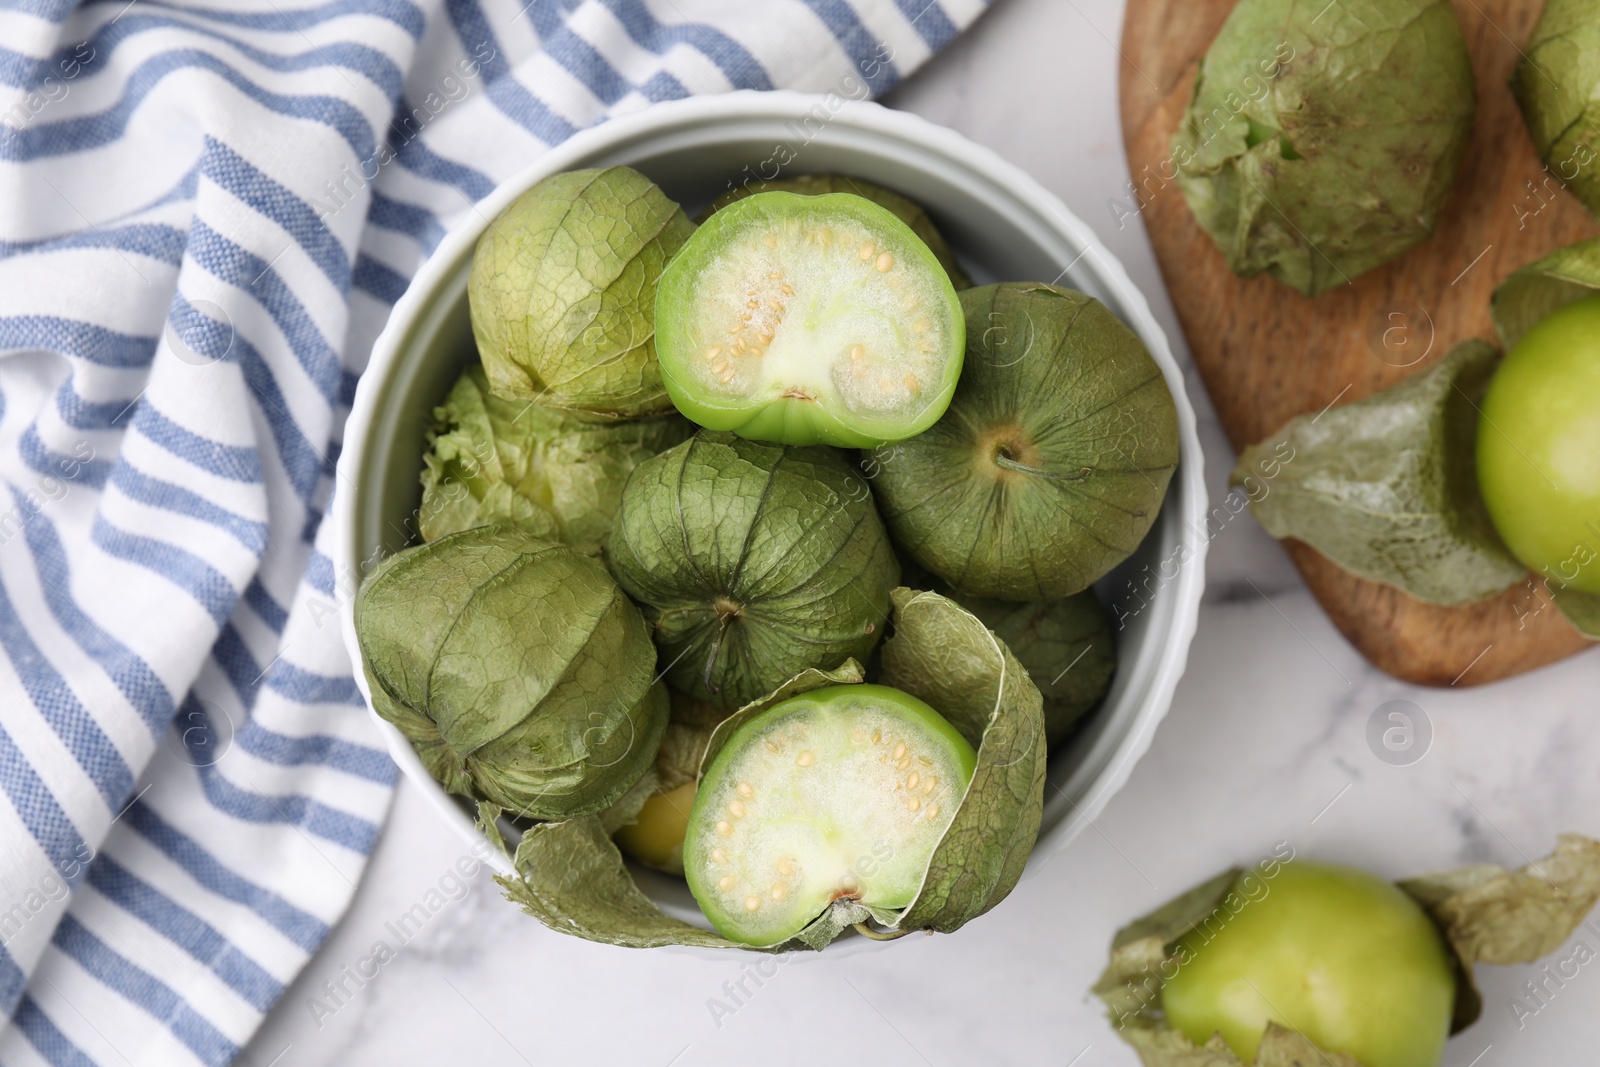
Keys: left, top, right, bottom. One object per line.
{"left": 1119, "top": 0, "right": 1595, "bottom": 687}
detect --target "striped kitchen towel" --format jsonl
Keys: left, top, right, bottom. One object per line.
{"left": 0, "top": 0, "right": 990, "bottom": 1063}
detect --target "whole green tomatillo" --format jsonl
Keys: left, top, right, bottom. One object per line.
{"left": 418, "top": 363, "right": 693, "bottom": 551}
{"left": 470, "top": 166, "right": 694, "bottom": 419}
{"left": 1514, "top": 0, "right": 1600, "bottom": 219}
{"left": 1173, "top": 0, "right": 1475, "bottom": 295}
{"left": 1163, "top": 861, "right": 1456, "bottom": 1067}
{"left": 1478, "top": 294, "right": 1600, "bottom": 594}
{"left": 869, "top": 283, "right": 1178, "bottom": 600}
{"left": 355, "top": 525, "right": 668, "bottom": 819}
{"left": 606, "top": 432, "right": 898, "bottom": 707}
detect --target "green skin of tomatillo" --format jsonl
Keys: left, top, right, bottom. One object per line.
{"left": 683, "top": 684, "right": 976, "bottom": 947}
{"left": 605, "top": 433, "right": 899, "bottom": 709}
{"left": 1173, "top": 0, "right": 1475, "bottom": 296}
{"left": 354, "top": 526, "right": 668, "bottom": 820}
{"left": 469, "top": 167, "right": 694, "bottom": 420}
{"left": 1478, "top": 294, "right": 1600, "bottom": 594}
{"left": 951, "top": 589, "right": 1116, "bottom": 748}
{"left": 1163, "top": 861, "right": 1456, "bottom": 1067}
{"left": 1512, "top": 0, "right": 1600, "bottom": 219}
{"left": 869, "top": 282, "right": 1180, "bottom": 601}
{"left": 654, "top": 192, "right": 965, "bottom": 448}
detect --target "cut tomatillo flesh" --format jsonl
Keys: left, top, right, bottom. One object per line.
{"left": 700, "top": 174, "right": 972, "bottom": 290}
{"left": 654, "top": 192, "right": 965, "bottom": 448}
{"left": 683, "top": 684, "right": 976, "bottom": 946}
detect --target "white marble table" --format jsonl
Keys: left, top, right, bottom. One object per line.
{"left": 242, "top": 1, "right": 1600, "bottom": 1063}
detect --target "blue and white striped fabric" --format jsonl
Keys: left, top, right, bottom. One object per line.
{"left": 0, "top": 0, "right": 988, "bottom": 1062}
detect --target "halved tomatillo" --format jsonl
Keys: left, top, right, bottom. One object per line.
{"left": 654, "top": 192, "right": 965, "bottom": 448}
{"left": 683, "top": 684, "right": 976, "bottom": 947}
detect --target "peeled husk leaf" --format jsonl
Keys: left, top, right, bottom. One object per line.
{"left": 1400, "top": 834, "right": 1600, "bottom": 968}
{"left": 878, "top": 588, "right": 1047, "bottom": 931}
{"left": 870, "top": 283, "right": 1179, "bottom": 600}
{"left": 1232, "top": 341, "right": 1526, "bottom": 606}
{"left": 1173, "top": 0, "right": 1475, "bottom": 296}
{"left": 702, "top": 173, "right": 971, "bottom": 288}
{"left": 1092, "top": 866, "right": 1245, "bottom": 1029}
{"left": 1094, "top": 836, "right": 1600, "bottom": 1065}
{"left": 1512, "top": 0, "right": 1600, "bottom": 219}
{"left": 607, "top": 432, "right": 898, "bottom": 707}
{"left": 1489, "top": 242, "right": 1600, "bottom": 636}
{"left": 499, "top": 811, "right": 744, "bottom": 950}
{"left": 655, "top": 690, "right": 726, "bottom": 791}
{"left": 951, "top": 590, "right": 1116, "bottom": 748}
{"left": 469, "top": 166, "right": 694, "bottom": 419}
{"left": 1119, "top": 1025, "right": 1362, "bottom": 1067}
{"left": 497, "top": 588, "right": 1047, "bottom": 950}
{"left": 1491, "top": 236, "right": 1600, "bottom": 350}
{"left": 478, "top": 772, "right": 668, "bottom": 865}
{"left": 419, "top": 363, "right": 693, "bottom": 550}
{"left": 355, "top": 525, "right": 668, "bottom": 820}
{"left": 793, "top": 899, "right": 875, "bottom": 951}
{"left": 610, "top": 690, "right": 727, "bottom": 875}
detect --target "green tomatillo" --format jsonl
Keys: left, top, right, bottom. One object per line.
{"left": 1173, "top": 0, "right": 1475, "bottom": 295}
{"left": 1478, "top": 293, "right": 1600, "bottom": 594}
{"left": 653, "top": 191, "right": 965, "bottom": 447}
{"left": 1096, "top": 837, "right": 1600, "bottom": 1067}
{"left": 1161, "top": 861, "right": 1456, "bottom": 1067}
{"left": 869, "top": 282, "right": 1179, "bottom": 600}
{"left": 683, "top": 684, "right": 976, "bottom": 946}
{"left": 606, "top": 432, "right": 899, "bottom": 708}
{"left": 418, "top": 363, "right": 694, "bottom": 550}
{"left": 354, "top": 525, "right": 669, "bottom": 820}
{"left": 1513, "top": 0, "right": 1600, "bottom": 219}
{"left": 470, "top": 166, "right": 695, "bottom": 419}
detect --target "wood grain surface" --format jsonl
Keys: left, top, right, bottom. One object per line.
{"left": 1119, "top": 0, "right": 1595, "bottom": 686}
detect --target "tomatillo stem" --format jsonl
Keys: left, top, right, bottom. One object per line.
{"left": 992, "top": 455, "right": 1090, "bottom": 480}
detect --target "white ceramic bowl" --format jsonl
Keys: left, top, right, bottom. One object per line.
{"left": 335, "top": 91, "right": 1207, "bottom": 934}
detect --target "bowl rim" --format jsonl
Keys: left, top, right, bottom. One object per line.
{"left": 335, "top": 89, "right": 1208, "bottom": 909}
